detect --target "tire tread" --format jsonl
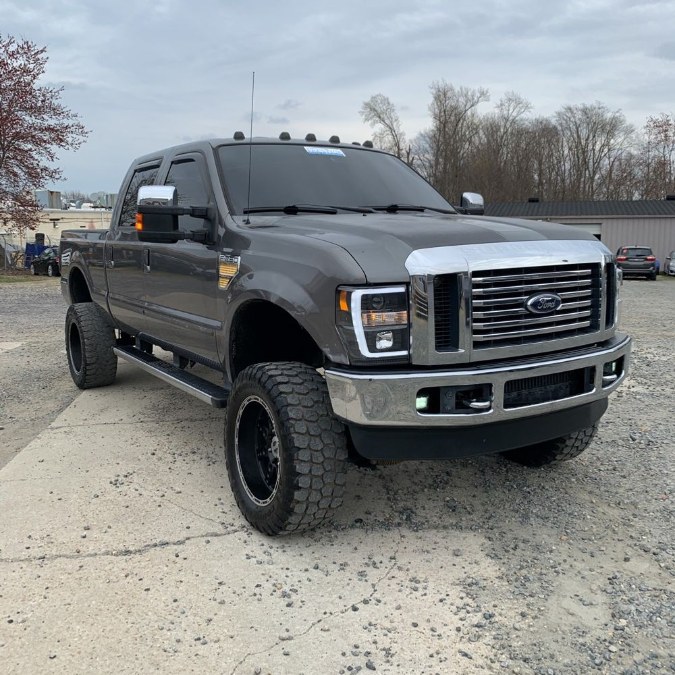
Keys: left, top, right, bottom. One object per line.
{"left": 502, "top": 425, "right": 597, "bottom": 467}
{"left": 66, "top": 303, "right": 117, "bottom": 389}
{"left": 225, "top": 362, "right": 347, "bottom": 535}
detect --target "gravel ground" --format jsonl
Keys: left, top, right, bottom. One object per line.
{"left": 0, "top": 277, "right": 76, "bottom": 470}
{"left": 0, "top": 275, "right": 673, "bottom": 673}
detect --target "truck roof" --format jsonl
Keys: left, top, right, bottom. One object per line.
{"left": 131, "top": 134, "right": 377, "bottom": 166}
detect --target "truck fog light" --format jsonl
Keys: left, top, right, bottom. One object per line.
{"left": 375, "top": 331, "right": 394, "bottom": 350}
{"left": 416, "top": 395, "right": 430, "bottom": 411}
{"left": 602, "top": 357, "right": 623, "bottom": 386}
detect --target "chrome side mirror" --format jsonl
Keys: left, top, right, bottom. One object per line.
{"left": 137, "top": 185, "right": 178, "bottom": 207}
{"left": 461, "top": 192, "right": 484, "bottom": 216}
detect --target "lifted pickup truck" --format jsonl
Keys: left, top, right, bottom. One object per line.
{"left": 60, "top": 134, "right": 631, "bottom": 535}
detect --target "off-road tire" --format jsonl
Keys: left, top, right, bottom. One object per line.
{"left": 47, "top": 264, "right": 56, "bottom": 277}
{"left": 30, "top": 263, "right": 37, "bottom": 275}
{"left": 501, "top": 425, "right": 597, "bottom": 467}
{"left": 65, "top": 303, "right": 118, "bottom": 389}
{"left": 225, "top": 362, "right": 348, "bottom": 535}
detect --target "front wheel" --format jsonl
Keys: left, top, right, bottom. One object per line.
{"left": 30, "top": 263, "right": 38, "bottom": 275}
{"left": 225, "top": 362, "right": 348, "bottom": 535}
{"left": 65, "top": 303, "right": 118, "bottom": 389}
{"left": 501, "top": 425, "right": 597, "bottom": 467}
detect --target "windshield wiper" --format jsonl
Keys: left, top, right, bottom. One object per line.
{"left": 368, "top": 203, "right": 455, "bottom": 214}
{"left": 243, "top": 204, "right": 338, "bottom": 215}
{"left": 328, "top": 205, "right": 376, "bottom": 213}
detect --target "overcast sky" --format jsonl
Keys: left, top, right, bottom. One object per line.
{"left": 3, "top": 0, "right": 675, "bottom": 194}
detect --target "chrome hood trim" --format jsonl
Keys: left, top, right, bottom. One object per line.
{"left": 405, "top": 239, "right": 611, "bottom": 276}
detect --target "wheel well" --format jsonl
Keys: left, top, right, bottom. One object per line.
{"left": 69, "top": 267, "right": 92, "bottom": 303}
{"left": 230, "top": 301, "right": 323, "bottom": 378}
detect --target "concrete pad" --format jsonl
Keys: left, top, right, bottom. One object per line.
{"left": 5, "top": 360, "right": 666, "bottom": 674}
{"left": 0, "top": 525, "right": 501, "bottom": 674}
{"left": 0, "top": 366, "right": 506, "bottom": 673}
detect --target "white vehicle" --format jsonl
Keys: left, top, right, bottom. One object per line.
{"left": 664, "top": 251, "right": 675, "bottom": 276}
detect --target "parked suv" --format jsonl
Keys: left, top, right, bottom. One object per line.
{"left": 664, "top": 251, "right": 675, "bottom": 276}
{"left": 616, "top": 246, "right": 657, "bottom": 280}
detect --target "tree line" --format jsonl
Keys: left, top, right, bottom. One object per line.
{"left": 360, "top": 83, "right": 675, "bottom": 205}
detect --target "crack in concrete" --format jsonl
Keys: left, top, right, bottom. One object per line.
{"left": 230, "top": 528, "right": 403, "bottom": 675}
{"left": 0, "top": 527, "right": 245, "bottom": 565}
{"left": 50, "top": 416, "right": 217, "bottom": 430}
{"left": 161, "top": 495, "right": 231, "bottom": 529}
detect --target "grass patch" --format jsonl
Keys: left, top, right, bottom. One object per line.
{"left": 0, "top": 271, "right": 37, "bottom": 283}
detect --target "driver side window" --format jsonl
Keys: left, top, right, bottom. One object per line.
{"left": 165, "top": 158, "right": 209, "bottom": 232}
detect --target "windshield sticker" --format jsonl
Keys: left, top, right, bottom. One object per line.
{"left": 304, "top": 147, "right": 346, "bottom": 157}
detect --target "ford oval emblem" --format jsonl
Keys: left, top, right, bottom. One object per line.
{"left": 525, "top": 293, "right": 562, "bottom": 315}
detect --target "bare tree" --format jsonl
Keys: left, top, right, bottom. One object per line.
{"left": 553, "top": 103, "right": 634, "bottom": 200}
{"left": 601, "top": 149, "right": 641, "bottom": 200}
{"left": 468, "top": 92, "right": 533, "bottom": 201}
{"left": 638, "top": 113, "right": 675, "bottom": 198}
{"left": 359, "top": 94, "right": 413, "bottom": 164}
{"left": 416, "top": 81, "right": 489, "bottom": 202}
{"left": 0, "top": 35, "right": 88, "bottom": 236}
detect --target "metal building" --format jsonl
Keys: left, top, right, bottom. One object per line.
{"left": 485, "top": 199, "right": 675, "bottom": 265}
{"left": 34, "top": 189, "right": 62, "bottom": 210}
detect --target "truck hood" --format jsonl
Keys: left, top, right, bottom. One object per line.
{"left": 244, "top": 211, "right": 597, "bottom": 283}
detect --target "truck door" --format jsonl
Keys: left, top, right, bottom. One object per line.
{"left": 106, "top": 162, "right": 161, "bottom": 333}
{"left": 139, "top": 153, "right": 220, "bottom": 363}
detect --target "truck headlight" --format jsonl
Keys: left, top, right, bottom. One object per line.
{"left": 336, "top": 286, "right": 410, "bottom": 364}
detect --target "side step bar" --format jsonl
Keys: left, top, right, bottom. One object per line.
{"left": 113, "top": 345, "right": 230, "bottom": 408}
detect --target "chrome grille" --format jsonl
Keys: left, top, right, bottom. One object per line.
{"left": 471, "top": 264, "right": 602, "bottom": 349}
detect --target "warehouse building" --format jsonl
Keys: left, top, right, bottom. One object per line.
{"left": 484, "top": 198, "right": 675, "bottom": 264}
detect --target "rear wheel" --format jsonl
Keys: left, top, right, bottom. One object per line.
{"left": 30, "top": 263, "right": 38, "bottom": 275}
{"left": 65, "top": 303, "right": 118, "bottom": 389}
{"left": 225, "top": 362, "right": 347, "bottom": 535}
{"left": 501, "top": 425, "right": 597, "bottom": 467}
{"left": 47, "top": 264, "right": 55, "bottom": 277}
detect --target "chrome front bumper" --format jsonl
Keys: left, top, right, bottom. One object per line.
{"left": 325, "top": 334, "right": 631, "bottom": 427}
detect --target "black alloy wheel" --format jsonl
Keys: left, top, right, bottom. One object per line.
{"left": 235, "top": 394, "right": 281, "bottom": 505}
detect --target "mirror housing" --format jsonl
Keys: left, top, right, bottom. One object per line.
{"left": 460, "top": 192, "right": 485, "bottom": 216}
{"left": 136, "top": 185, "right": 210, "bottom": 243}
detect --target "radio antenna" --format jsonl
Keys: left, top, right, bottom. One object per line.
{"left": 245, "top": 72, "right": 255, "bottom": 225}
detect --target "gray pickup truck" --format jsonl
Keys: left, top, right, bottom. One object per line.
{"left": 60, "top": 134, "right": 631, "bottom": 535}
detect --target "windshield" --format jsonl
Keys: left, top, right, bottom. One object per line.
{"left": 216, "top": 143, "right": 454, "bottom": 215}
